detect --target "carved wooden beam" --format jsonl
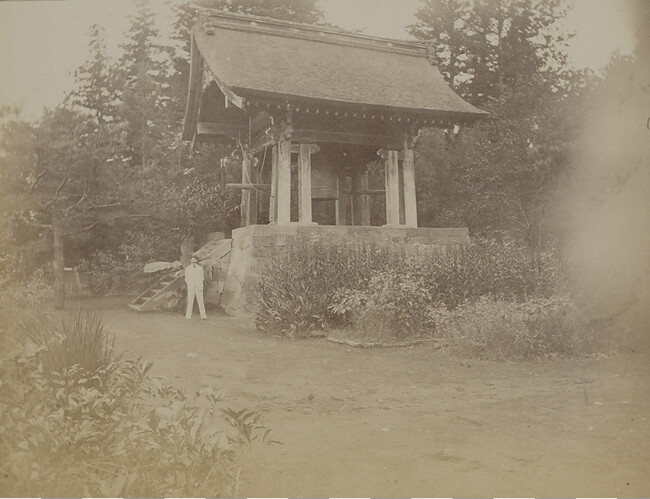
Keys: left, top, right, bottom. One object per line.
{"left": 293, "top": 129, "right": 401, "bottom": 149}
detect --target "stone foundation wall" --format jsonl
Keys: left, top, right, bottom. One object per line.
{"left": 220, "top": 224, "right": 470, "bottom": 316}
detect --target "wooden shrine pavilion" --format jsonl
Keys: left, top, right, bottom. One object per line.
{"left": 182, "top": 10, "right": 486, "bottom": 228}
{"left": 181, "top": 10, "right": 487, "bottom": 314}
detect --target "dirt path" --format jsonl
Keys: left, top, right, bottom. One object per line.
{"left": 83, "top": 297, "right": 649, "bottom": 497}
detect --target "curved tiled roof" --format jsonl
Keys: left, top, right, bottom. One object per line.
{"left": 192, "top": 11, "right": 486, "bottom": 120}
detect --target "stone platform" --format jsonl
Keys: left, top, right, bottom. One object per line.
{"left": 220, "top": 224, "right": 470, "bottom": 316}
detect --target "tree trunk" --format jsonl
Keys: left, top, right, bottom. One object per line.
{"left": 52, "top": 211, "right": 65, "bottom": 310}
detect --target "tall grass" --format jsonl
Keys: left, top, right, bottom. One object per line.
{"left": 20, "top": 309, "right": 115, "bottom": 373}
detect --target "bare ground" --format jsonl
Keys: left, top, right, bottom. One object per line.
{"left": 64, "top": 298, "right": 650, "bottom": 497}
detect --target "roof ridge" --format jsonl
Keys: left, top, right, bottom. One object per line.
{"left": 199, "top": 9, "right": 427, "bottom": 57}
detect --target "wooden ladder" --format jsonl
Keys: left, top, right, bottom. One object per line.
{"left": 128, "top": 273, "right": 183, "bottom": 312}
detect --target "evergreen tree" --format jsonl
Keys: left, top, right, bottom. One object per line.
{"left": 410, "top": 0, "right": 588, "bottom": 260}
{"left": 116, "top": 0, "right": 175, "bottom": 173}
{"left": 409, "top": 0, "right": 572, "bottom": 104}
{"left": 66, "top": 24, "right": 119, "bottom": 123}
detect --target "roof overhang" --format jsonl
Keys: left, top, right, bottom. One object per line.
{"left": 183, "top": 10, "right": 487, "bottom": 143}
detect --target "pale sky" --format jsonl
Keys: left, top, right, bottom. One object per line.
{"left": 0, "top": 0, "right": 638, "bottom": 119}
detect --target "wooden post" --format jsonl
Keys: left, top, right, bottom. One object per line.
{"left": 298, "top": 143, "right": 317, "bottom": 224}
{"left": 240, "top": 153, "right": 251, "bottom": 226}
{"left": 276, "top": 126, "right": 292, "bottom": 224}
{"left": 269, "top": 145, "right": 278, "bottom": 223}
{"left": 384, "top": 150, "right": 400, "bottom": 225}
{"left": 351, "top": 169, "right": 371, "bottom": 226}
{"left": 52, "top": 209, "right": 65, "bottom": 310}
{"left": 403, "top": 134, "right": 418, "bottom": 226}
{"left": 250, "top": 156, "right": 259, "bottom": 225}
{"left": 359, "top": 170, "right": 370, "bottom": 226}
{"left": 336, "top": 172, "right": 348, "bottom": 225}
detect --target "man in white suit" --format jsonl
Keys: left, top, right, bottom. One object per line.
{"left": 185, "top": 255, "right": 207, "bottom": 320}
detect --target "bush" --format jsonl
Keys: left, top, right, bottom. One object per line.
{"left": 1, "top": 268, "right": 52, "bottom": 307}
{"left": 439, "top": 295, "right": 597, "bottom": 359}
{"left": 255, "top": 241, "right": 392, "bottom": 335}
{"left": 78, "top": 249, "right": 141, "bottom": 296}
{"left": 329, "top": 268, "right": 441, "bottom": 341}
{"left": 1, "top": 312, "right": 271, "bottom": 497}
{"left": 413, "top": 237, "right": 560, "bottom": 309}
{"left": 257, "top": 237, "right": 564, "bottom": 340}
{"left": 79, "top": 228, "right": 182, "bottom": 296}
{"left": 0, "top": 248, "right": 25, "bottom": 290}
{"left": 118, "top": 228, "right": 182, "bottom": 267}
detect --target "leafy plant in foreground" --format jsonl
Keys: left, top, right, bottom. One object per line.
{"left": 1, "top": 311, "right": 272, "bottom": 497}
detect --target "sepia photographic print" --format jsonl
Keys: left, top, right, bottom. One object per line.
{"left": 0, "top": 0, "right": 648, "bottom": 497}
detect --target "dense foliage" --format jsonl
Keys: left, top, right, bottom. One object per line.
{"left": 254, "top": 238, "right": 590, "bottom": 358}
{"left": 0, "top": 310, "right": 271, "bottom": 497}
{"left": 255, "top": 242, "right": 392, "bottom": 334}
{"left": 0, "top": 0, "right": 330, "bottom": 306}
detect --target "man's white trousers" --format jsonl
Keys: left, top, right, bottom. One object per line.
{"left": 186, "top": 286, "right": 207, "bottom": 319}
